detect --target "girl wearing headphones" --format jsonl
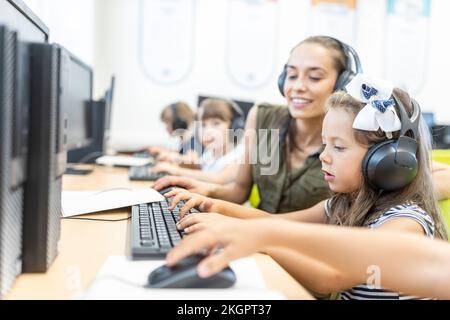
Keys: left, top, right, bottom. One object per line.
{"left": 150, "top": 98, "right": 245, "bottom": 184}
{"left": 165, "top": 75, "right": 448, "bottom": 299}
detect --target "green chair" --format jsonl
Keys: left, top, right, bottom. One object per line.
{"left": 248, "top": 184, "right": 261, "bottom": 208}
{"left": 432, "top": 150, "right": 450, "bottom": 236}
{"left": 432, "top": 149, "right": 450, "bottom": 165}
{"left": 439, "top": 199, "right": 450, "bottom": 238}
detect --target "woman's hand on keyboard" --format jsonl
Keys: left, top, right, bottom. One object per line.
{"left": 152, "top": 162, "right": 181, "bottom": 175}
{"left": 165, "top": 189, "right": 214, "bottom": 219}
{"left": 176, "top": 212, "right": 235, "bottom": 233}
{"left": 153, "top": 176, "right": 215, "bottom": 196}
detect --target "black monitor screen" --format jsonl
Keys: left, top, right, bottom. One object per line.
{"left": 65, "top": 54, "right": 93, "bottom": 150}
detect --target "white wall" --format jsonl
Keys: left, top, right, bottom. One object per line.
{"left": 22, "top": 0, "right": 450, "bottom": 150}
{"left": 23, "top": 0, "right": 95, "bottom": 65}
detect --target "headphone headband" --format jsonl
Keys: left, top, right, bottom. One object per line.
{"left": 170, "top": 102, "right": 188, "bottom": 130}
{"left": 225, "top": 99, "right": 245, "bottom": 130}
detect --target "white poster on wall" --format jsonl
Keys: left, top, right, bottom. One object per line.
{"left": 139, "top": 0, "right": 196, "bottom": 85}
{"left": 384, "top": 0, "right": 430, "bottom": 94}
{"left": 308, "top": 0, "right": 357, "bottom": 45}
{"left": 226, "top": 0, "right": 279, "bottom": 89}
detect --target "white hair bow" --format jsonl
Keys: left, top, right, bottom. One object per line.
{"left": 345, "top": 74, "right": 401, "bottom": 138}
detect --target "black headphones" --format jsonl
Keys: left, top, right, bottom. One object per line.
{"left": 277, "top": 36, "right": 363, "bottom": 96}
{"left": 362, "top": 93, "right": 421, "bottom": 191}
{"left": 170, "top": 103, "right": 189, "bottom": 131}
{"left": 225, "top": 100, "right": 245, "bottom": 130}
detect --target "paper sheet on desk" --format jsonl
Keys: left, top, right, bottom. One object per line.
{"left": 80, "top": 256, "right": 285, "bottom": 300}
{"left": 61, "top": 188, "right": 164, "bottom": 217}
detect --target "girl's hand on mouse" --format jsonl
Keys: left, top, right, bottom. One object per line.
{"left": 166, "top": 219, "right": 271, "bottom": 278}
{"left": 176, "top": 212, "right": 237, "bottom": 234}
{"left": 165, "top": 189, "right": 216, "bottom": 219}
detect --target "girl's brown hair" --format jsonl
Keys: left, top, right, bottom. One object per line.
{"left": 198, "top": 99, "right": 234, "bottom": 123}
{"left": 326, "top": 89, "right": 448, "bottom": 240}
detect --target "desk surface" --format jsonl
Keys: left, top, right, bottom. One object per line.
{"left": 6, "top": 165, "right": 313, "bottom": 300}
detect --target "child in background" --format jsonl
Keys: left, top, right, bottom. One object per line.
{"left": 148, "top": 101, "right": 202, "bottom": 166}
{"left": 151, "top": 99, "right": 245, "bottom": 184}
{"left": 166, "top": 75, "right": 448, "bottom": 299}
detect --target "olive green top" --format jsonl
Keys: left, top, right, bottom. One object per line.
{"left": 251, "top": 104, "right": 331, "bottom": 213}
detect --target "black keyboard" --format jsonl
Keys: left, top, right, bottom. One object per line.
{"left": 130, "top": 198, "right": 198, "bottom": 258}
{"left": 132, "top": 151, "right": 154, "bottom": 159}
{"left": 128, "top": 165, "right": 166, "bottom": 181}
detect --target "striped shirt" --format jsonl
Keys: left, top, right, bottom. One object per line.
{"left": 324, "top": 200, "right": 435, "bottom": 300}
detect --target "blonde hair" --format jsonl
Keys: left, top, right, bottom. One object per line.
{"left": 326, "top": 90, "right": 448, "bottom": 240}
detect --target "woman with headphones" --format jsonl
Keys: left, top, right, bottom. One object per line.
{"left": 151, "top": 98, "right": 246, "bottom": 184}
{"left": 155, "top": 36, "right": 361, "bottom": 212}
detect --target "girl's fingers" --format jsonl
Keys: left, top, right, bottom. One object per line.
{"left": 168, "top": 192, "right": 190, "bottom": 211}
{"left": 164, "top": 188, "right": 184, "bottom": 198}
{"left": 184, "top": 222, "right": 206, "bottom": 234}
{"left": 166, "top": 231, "right": 217, "bottom": 266}
{"left": 179, "top": 197, "right": 203, "bottom": 217}
{"left": 176, "top": 214, "right": 201, "bottom": 230}
{"left": 197, "top": 248, "right": 235, "bottom": 278}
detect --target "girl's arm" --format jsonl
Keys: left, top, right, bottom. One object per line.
{"left": 165, "top": 188, "right": 327, "bottom": 223}
{"left": 168, "top": 219, "right": 450, "bottom": 299}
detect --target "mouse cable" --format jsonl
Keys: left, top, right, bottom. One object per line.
{"left": 91, "top": 275, "right": 146, "bottom": 289}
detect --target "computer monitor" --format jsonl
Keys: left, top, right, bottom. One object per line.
{"left": 65, "top": 52, "right": 93, "bottom": 151}
{"left": 432, "top": 125, "right": 450, "bottom": 150}
{"left": 104, "top": 75, "right": 115, "bottom": 146}
{"left": 67, "top": 75, "right": 115, "bottom": 164}
{"left": 0, "top": 0, "right": 49, "bottom": 297}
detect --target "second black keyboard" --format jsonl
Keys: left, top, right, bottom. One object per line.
{"left": 130, "top": 198, "right": 198, "bottom": 259}
{"left": 128, "top": 165, "right": 167, "bottom": 181}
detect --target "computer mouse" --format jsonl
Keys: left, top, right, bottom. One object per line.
{"left": 147, "top": 254, "right": 236, "bottom": 288}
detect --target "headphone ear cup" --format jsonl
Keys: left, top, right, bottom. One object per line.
{"left": 334, "top": 70, "right": 355, "bottom": 91}
{"left": 231, "top": 117, "right": 245, "bottom": 131}
{"left": 172, "top": 118, "right": 188, "bottom": 131}
{"left": 362, "top": 140, "right": 418, "bottom": 191}
{"left": 227, "top": 100, "right": 245, "bottom": 131}
{"left": 362, "top": 140, "right": 396, "bottom": 190}
{"left": 278, "top": 68, "right": 287, "bottom": 97}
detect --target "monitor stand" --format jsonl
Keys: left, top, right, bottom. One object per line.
{"left": 64, "top": 165, "right": 94, "bottom": 175}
